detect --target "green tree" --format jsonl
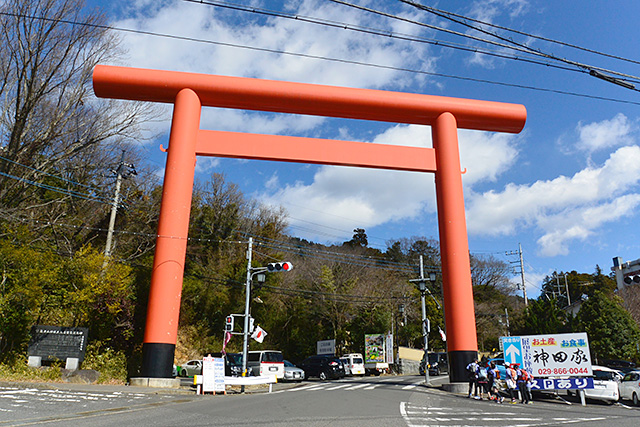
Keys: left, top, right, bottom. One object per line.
{"left": 517, "top": 297, "right": 569, "bottom": 335}
{"left": 576, "top": 290, "right": 640, "bottom": 362}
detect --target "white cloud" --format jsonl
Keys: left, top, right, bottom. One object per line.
{"left": 112, "top": 0, "right": 435, "bottom": 137}
{"left": 536, "top": 195, "right": 640, "bottom": 256}
{"left": 260, "top": 124, "right": 520, "bottom": 240}
{"left": 575, "top": 113, "right": 635, "bottom": 153}
{"left": 467, "top": 145, "right": 640, "bottom": 255}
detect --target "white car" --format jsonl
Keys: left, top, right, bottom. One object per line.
{"left": 619, "top": 370, "right": 640, "bottom": 406}
{"left": 341, "top": 353, "right": 366, "bottom": 376}
{"left": 283, "top": 360, "right": 305, "bottom": 382}
{"left": 569, "top": 365, "right": 620, "bottom": 403}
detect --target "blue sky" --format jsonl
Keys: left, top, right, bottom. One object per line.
{"left": 86, "top": 0, "right": 640, "bottom": 299}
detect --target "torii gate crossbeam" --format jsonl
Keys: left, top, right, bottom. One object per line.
{"left": 93, "top": 65, "right": 526, "bottom": 384}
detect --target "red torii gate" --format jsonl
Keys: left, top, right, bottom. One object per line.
{"left": 93, "top": 65, "right": 526, "bottom": 383}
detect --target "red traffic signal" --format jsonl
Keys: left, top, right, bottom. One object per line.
{"left": 225, "top": 315, "right": 234, "bottom": 331}
{"left": 267, "top": 262, "right": 293, "bottom": 272}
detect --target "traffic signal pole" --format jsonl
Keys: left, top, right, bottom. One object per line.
{"left": 241, "top": 237, "right": 253, "bottom": 393}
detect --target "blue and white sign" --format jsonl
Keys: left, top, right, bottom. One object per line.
{"left": 501, "top": 336, "right": 523, "bottom": 366}
{"left": 500, "top": 332, "right": 592, "bottom": 378}
{"left": 202, "top": 356, "right": 225, "bottom": 393}
{"left": 531, "top": 377, "right": 594, "bottom": 390}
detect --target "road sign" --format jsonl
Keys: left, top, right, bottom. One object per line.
{"left": 500, "top": 332, "right": 592, "bottom": 377}
{"left": 317, "top": 339, "right": 335, "bottom": 355}
{"left": 501, "top": 336, "right": 523, "bottom": 366}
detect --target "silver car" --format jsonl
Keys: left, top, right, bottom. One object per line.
{"left": 177, "top": 359, "right": 202, "bottom": 377}
{"left": 283, "top": 360, "right": 305, "bottom": 382}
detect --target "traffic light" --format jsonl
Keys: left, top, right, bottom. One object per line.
{"left": 267, "top": 262, "right": 293, "bottom": 272}
{"left": 624, "top": 275, "right": 640, "bottom": 284}
{"left": 225, "top": 315, "right": 234, "bottom": 332}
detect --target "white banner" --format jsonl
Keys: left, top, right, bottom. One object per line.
{"left": 385, "top": 334, "right": 394, "bottom": 364}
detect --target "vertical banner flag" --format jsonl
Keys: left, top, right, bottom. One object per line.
{"left": 222, "top": 331, "right": 232, "bottom": 353}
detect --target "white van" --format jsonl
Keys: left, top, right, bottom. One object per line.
{"left": 247, "top": 350, "right": 285, "bottom": 379}
{"left": 341, "top": 353, "right": 366, "bottom": 376}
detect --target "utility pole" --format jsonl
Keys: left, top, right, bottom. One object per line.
{"left": 555, "top": 272, "right": 571, "bottom": 308}
{"left": 103, "top": 150, "right": 136, "bottom": 268}
{"left": 504, "top": 308, "right": 510, "bottom": 336}
{"left": 506, "top": 243, "right": 527, "bottom": 306}
{"left": 410, "top": 255, "right": 438, "bottom": 385}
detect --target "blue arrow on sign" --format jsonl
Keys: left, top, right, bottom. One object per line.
{"left": 502, "top": 336, "right": 523, "bottom": 366}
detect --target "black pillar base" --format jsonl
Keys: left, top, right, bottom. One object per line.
{"left": 448, "top": 350, "right": 478, "bottom": 383}
{"left": 141, "top": 342, "right": 175, "bottom": 378}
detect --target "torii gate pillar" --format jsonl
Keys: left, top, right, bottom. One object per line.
{"left": 93, "top": 65, "right": 526, "bottom": 385}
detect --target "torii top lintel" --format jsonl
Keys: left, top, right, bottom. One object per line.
{"left": 93, "top": 65, "right": 526, "bottom": 133}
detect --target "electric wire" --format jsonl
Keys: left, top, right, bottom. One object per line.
{"left": 183, "top": 0, "right": 580, "bottom": 75}
{"left": 2, "top": 10, "right": 639, "bottom": 106}
{"left": 332, "top": 0, "right": 640, "bottom": 87}
{"left": 0, "top": 170, "right": 113, "bottom": 205}
{"left": 0, "top": 154, "right": 104, "bottom": 192}
{"left": 397, "top": 0, "right": 640, "bottom": 67}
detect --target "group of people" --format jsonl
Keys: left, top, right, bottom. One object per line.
{"left": 466, "top": 358, "right": 534, "bottom": 404}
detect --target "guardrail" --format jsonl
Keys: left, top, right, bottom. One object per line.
{"left": 193, "top": 375, "right": 278, "bottom": 394}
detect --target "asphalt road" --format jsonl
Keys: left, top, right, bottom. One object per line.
{"left": 2, "top": 375, "right": 640, "bottom": 426}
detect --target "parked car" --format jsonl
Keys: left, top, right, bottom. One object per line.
{"left": 567, "top": 365, "right": 620, "bottom": 404}
{"left": 619, "top": 370, "right": 640, "bottom": 406}
{"left": 247, "top": 350, "right": 285, "bottom": 379}
{"left": 341, "top": 353, "right": 366, "bottom": 376}
{"left": 602, "top": 359, "right": 636, "bottom": 374}
{"left": 299, "top": 355, "right": 345, "bottom": 380}
{"left": 208, "top": 352, "right": 246, "bottom": 377}
{"left": 419, "top": 352, "right": 449, "bottom": 376}
{"left": 485, "top": 357, "right": 507, "bottom": 380}
{"left": 177, "top": 359, "right": 202, "bottom": 377}
{"left": 339, "top": 358, "right": 352, "bottom": 376}
{"left": 283, "top": 360, "right": 305, "bottom": 382}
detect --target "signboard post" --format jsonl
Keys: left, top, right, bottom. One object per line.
{"left": 500, "top": 332, "right": 592, "bottom": 378}
{"left": 317, "top": 339, "right": 336, "bottom": 356}
{"left": 365, "top": 334, "right": 386, "bottom": 363}
{"left": 28, "top": 326, "right": 89, "bottom": 370}
{"left": 202, "top": 356, "right": 225, "bottom": 394}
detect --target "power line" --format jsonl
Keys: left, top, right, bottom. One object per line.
{"left": 0, "top": 154, "right": 103, "bottom": 192}
{"left": 2, "top": 10, "right": 639, "bottom": 106}
{"left": 397, "top": 0, "right": 640, "bottom": 68}
{"left": 184, "top": 0, "right": 580, "bottom": 74}
{"left": 0, "top": 170, "right": 112, "bottom": 205}
{"left": 334, "top": 0, "right": 640, "bottom": 88}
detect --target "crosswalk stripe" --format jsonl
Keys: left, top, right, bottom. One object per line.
{"left": 346, "top": 383, "right": 370, "bottom": 390}
{"left": 325, "top": 384, "right": 352, "bottom": 390}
